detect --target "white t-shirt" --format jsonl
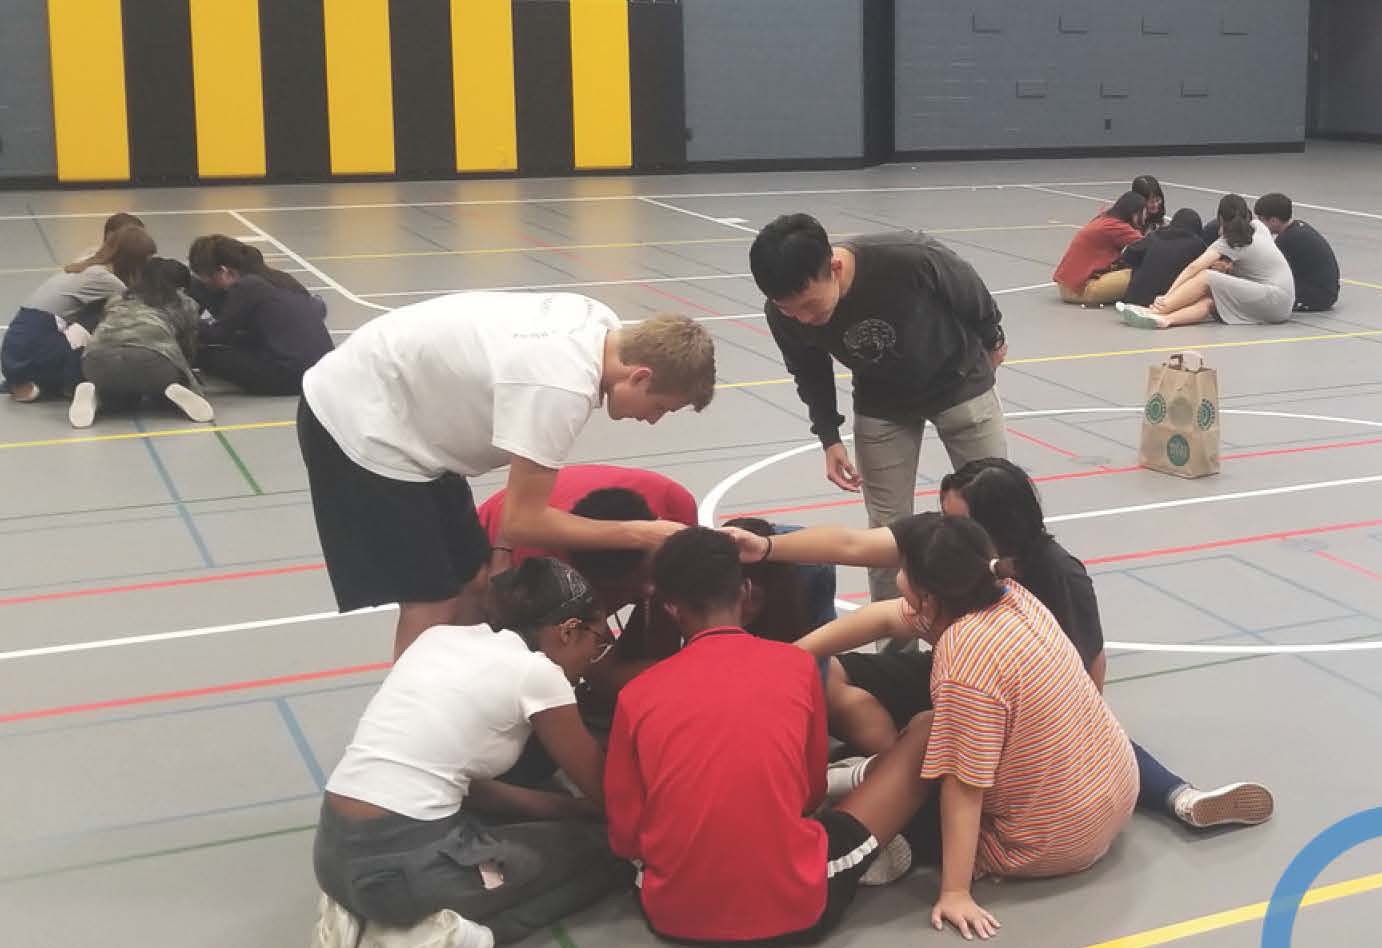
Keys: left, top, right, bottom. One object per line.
{"left": 326, "top": 624, "right": 576, "bottom": 821}
{"left": 302, "top": 291, "right": 618, "bottom": 482}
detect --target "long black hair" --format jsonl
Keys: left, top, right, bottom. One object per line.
{"left": 1217, "top": 194, "right": 1255, "bottom": 249}
{"left": 1103, "top": 191, "right": 1147, "bottom": 227}
{"left": 1165, "top": 208, "right": 1204, "bottom": 240}
{"left": 939, "top": 459, "right": 1051, "bottom": 569}
{"left": 1131, "top": 175, "right": 1166, "bottom": 229}
{"left": 894, "top": 513, "right": 1015, "bottom": 621}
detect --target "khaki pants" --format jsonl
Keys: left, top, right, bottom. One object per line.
{"left": 1060, "top": 268, "right": 1132, "bottom": 305}
{"left": 854, "top": 387, "right": 1008, "bottom": 603}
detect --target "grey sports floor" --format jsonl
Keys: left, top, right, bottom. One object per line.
{"left": 2, "top": 141, "right": 1380, "bottom": 947}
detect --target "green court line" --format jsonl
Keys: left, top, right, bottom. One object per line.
{"left": 0, "top": 823, "right": 314, "bottom": 886}
{"left": 550, "top": 923, "right": 581, "bottom": 948}
{"left": 215, "top": 430, "right": 264, "bottom": 495}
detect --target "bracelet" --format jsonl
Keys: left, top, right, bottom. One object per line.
{"left": 757, "top": 535, "right": 774, "bottom": 564}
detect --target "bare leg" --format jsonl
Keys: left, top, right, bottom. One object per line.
{"left": 827, "top": 658, "right": 902, "bottom": 755}
{"left": 834, "top": 711, "right": 934, "bottom": 844}
{"left": 1156, "top": 298, "right": 1217, "bottom": 327}
{"left": 394, "top": 596, "right": 464, "bottom": 659}
{"left": 1151, "top": 271, "right": 1212, "bottom": 314}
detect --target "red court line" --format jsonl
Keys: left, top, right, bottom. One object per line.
{"left": 1313, "top": 550, "right": 1382, "bottom": 582}
{"left": 1006, "top": 426, "right": 1082, "bottom": 459}
{"left": 0, "top": 661, "right": 390, "bottom": 725}
{"left": 835, "top": 517, "right": 1382, "bottom": 597}
{"left": 722, "top": 435, "right": 1382, "bottom": 520}
{"left": 9, "top": 517, "right": 1382, "bottom": 725}
{"left": 0, "top": 563, "right": 326, "bottom": 608}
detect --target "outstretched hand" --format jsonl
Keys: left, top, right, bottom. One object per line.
{"left": 721, "top": 525, "right": 771, "bottom": 563}
{"left": 931, "top": 890, "right": 1000, "bottom": 941}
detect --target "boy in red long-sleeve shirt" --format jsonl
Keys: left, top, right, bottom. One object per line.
{"left": 605, "top": 527, "right": 933, "bottom": 944}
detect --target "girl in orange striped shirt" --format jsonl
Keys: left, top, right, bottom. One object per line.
{"left": 789, "top": 514, "right": 1138, "bottom": 939}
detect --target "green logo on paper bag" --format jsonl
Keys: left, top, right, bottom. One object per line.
{"left": 1145, "top": 394, "right": 1167, "bottom": 424}
{"left": 1197, "top": 399, "right": 1217, "bottom": 430}
{"left": 1167, "top": 435, "right": 1191, "bottom": 467}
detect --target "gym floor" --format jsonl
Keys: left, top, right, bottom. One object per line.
{"left": 2, "top": 141, "right": 1380, "bottom": 947}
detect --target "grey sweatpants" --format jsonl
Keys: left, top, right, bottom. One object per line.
{"left": 313, "top": 801, "right": 624, "bottom": 943}
{"left": 855, "top": 387, "right": 1008, "bottom": 603}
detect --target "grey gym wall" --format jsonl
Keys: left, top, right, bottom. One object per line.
{"left": 894, "top": 1, "right": 1309, "bottom": 154}
{"left": 681, "top": 0, "right": 866, "bottom": 162}
{"left": 0, "top": 0, "right": 58, "bottom": 178}
{"left": 1310, "top": 0, "right": 1382, "bottom": 138}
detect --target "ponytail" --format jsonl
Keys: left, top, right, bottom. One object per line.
{"left": 1217, "top": 194, "right": 1255, "bottom": 249}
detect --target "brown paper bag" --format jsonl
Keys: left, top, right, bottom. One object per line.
{"left": 1139, "top": 351, "right": 1219, "bottom": 478}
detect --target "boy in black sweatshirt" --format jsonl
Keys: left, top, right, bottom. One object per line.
{"left": 750, "top": 213, "right": 1008, "bottom": 602}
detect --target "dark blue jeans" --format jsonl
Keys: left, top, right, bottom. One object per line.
{"left": 1, "top": 307, "right": 83, "bottom": 395}
{"left": 1133, "top": 741, "right": 1187, "bottom": 814}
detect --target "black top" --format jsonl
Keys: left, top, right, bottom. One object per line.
{"left": 1275, "top": 220, "right": 1339, "bottom": 310}
{"left": 766, "top": 232, "right": 1005, "bottom": 447}
{"left": 1121, "top": 228, "right": 1207, "bottom": 306}
{"left": 200, "top": 274, "right": 333, "bottom": 369}
{"left": 1017, "top": 536, "right": 1104, "bottom": 670}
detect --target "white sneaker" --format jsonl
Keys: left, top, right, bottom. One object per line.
{"left": 826, "top": 756, "right": 870, "bottom": 801}
{"left": 68, "top": 382, "right": 98, "bottom": 428}
{"left": 1172, "top": 782, "right": 1275, "bottom": 829}
{"left": 310, "top": 894, "right": 362, "bottom": 948}
{"left": 164, "top": 383, "right": 214, "bottom": 423}
{"left": 860, "top": 834, "right": 913, "bottom": 886}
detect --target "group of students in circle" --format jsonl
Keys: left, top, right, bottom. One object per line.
{"left": 309, "top": 462, "right": 1275, "bottom": 948}
{"left": 1053, "top": 175, "right": 1341, "bottom": 329}
{"left": 0, "top": 214, "right": 333, "bottom": 427}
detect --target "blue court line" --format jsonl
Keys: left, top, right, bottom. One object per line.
{"left": 0, "top": 552, "right": 319, "bottom": 595}
{"left": 131, "top": 417, "right": 215, "bottom": 568}
{"left": 275, "top": 697, "right": 327, "bottom": 790}
{"left": 0, "top": 675, "right": 384, "bottom": 742}
{"left": 3, "top": 792, "right": 319, "bottom": 847}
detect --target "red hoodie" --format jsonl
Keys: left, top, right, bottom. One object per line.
{"left": 1053, "top": 216, "right": 1144, "bottom": 290}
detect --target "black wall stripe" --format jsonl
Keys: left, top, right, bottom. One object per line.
{"left": 388, "top": 0, "right": 457, "bottom": 177}
{"left": 259, "top": 0, "right": 331, "bottom": 180}
{"left": 121, "top": 0, "right": 198, "bottom": 182}
{"left": 629, "top": 0, "right": 686, "bottom": 170}
{"left": 513, "top": 0, "right": 574, "bottom": 176}
{"left": 862, "top": 0, "right": 895, "bottom": 163}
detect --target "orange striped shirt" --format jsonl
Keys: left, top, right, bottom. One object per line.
{"left": 908, "top": 582, "right": 1137, "bottom": 878}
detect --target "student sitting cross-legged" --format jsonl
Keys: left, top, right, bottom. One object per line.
{"left": 605, "top": 527, "right": 927, "bottom": 945}
{"left": 313, "top": 557, "right": 626, "bottom": 947}
{"left": 732, "top": 513, "right": 1139, "bottom": 939}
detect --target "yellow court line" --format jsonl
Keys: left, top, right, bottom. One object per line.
{"left": 6, "top": 325, "right": 1382, "bottom": 450}
{"left": 1343, "top": 277, "right": 1382, "bottom": 291}
{"left": 716, "top": 328, "right": 1382, "bottom": 390}
{"left": 0, "top": 420, "right": 292, "bottom": 451}
{"left": 302, "top": 224, "right": 1077, "bottom": 263}
{"left": 1083, "top": 870, "right": 1382, "bottom": 948}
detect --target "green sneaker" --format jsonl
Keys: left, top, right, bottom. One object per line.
{"left": 1116, "top": 301, "right": 1164, "bottom": 329}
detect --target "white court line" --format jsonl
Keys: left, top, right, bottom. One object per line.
{"left": 1161, "top": 181, "right": 1382, "bottom": 223}
{"left": 1022, "top": 185, "right": 1111, "bottom": 203}
{"left": 700, "top": 406, "right": 1382, "bottom": 654}
{"left": 0, "top": 607, "right": 396, "bottom": 663}
{"left": 0, "top": 181, "right": 1132, "bottom": 222}
{"left": 638, "top": 196, "right": 759, "bottom": 233}
{"left": 226, "top": 209, "right": 390, "bottom": 312}
{"left": 360, "top": 272, "right": 754, "bottom": 297}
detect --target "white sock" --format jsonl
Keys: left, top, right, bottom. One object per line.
{"left": 826, "top": 756, "right": 875, "bottom": 799}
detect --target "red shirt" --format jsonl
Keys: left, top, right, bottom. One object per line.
{"left": 605, "top": 628, "right": 830, "bottom": 942}
{"left": 1053, "top": 216, "right": 1145, "bottom": 290}
{"left": 476, "top": 465, "right": 698, "bottom": 565}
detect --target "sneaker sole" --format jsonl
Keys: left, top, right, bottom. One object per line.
{"left": 1116, "top": 303, "right": 1164, "bottom": 330}
{"left": 1185, "top": 783, "right": 1275, "bottom": 828}
{"left": 165, "top": 384, "right": 214, "bottom": 423}
{"left": 860, "top": 834, "right": 913, "bottom": 886}
{"left": 68, "top": 383, "right": 97, "bottom": 428}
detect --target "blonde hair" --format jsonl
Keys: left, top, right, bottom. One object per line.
{"left": 617, "top": 314, "right": 716, "bottom": 411}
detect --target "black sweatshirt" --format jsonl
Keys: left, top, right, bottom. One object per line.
{"left": 200, "top": 274, "right": 333, "bottom": 370}
{"left": 1276, "top": 220, "right": 1339, "bottom": 310}
{"left": 1121, "top": 227, "right": 1207, "bottom": 306}
{"left": 766, "top": 232, "right": 1005, "bottom": 447}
